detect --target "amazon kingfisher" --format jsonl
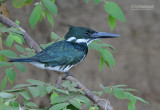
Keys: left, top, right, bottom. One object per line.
{"left": 9, "top": 26, "right": 120, "bottom": 76}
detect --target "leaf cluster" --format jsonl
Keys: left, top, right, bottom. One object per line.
{"left": 0, "top": 79, "right": 92, "bottom": 110}
{"left": 89, "top": 40, "right": 115, "bottom": 70}
{"left": 13, "top": 0, "right": 125, "bottom": 30}
{"left": 93, "top": 84, "right": 149, "bottom": 110}
{"left": 0, "top": 23, "right": 37, "bottom": 91}
{"left": 84, "top": 0, "right": 126, "bottom": 30}
{"left": 0, "top": 79, "right": 149, "bottom": 110}
{"left": 29, "top": 0, "right": 57, "bottom": 28}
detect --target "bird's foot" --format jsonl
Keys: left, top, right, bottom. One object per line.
{"left": 63, "top": 72, "right": 73, "bottom": 80}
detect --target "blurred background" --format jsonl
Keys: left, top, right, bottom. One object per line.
{"left": 2, "top": 0, "right": 160, "bottom": 109}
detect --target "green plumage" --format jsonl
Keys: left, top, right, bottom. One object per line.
{"left": 34, "top": 41, "right": 88, "bottom": 66}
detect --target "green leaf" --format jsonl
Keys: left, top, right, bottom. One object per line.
{"left": 51, "top": 95, "right": 69, "bottom": 104}
{"left": 29, "top": 4, "right": 42, "bottom": 28}
{"left": 9, "top": 28, "right": 23, "bottom": 35}
{"left": 14, "top": 44, "right": 24, "bottom": 53}
{"left": 113, "top": 88, "right": 126, "bottom": 99}
{"left": 112, "top": 85, "right": 128, "bottom": 88}
{"left": 25, "top": 102, "right": 37, "bottom": 107}
{"left": 69, "top": 99, "right": 81, "bottom": 109}
{"left": 50, "top": 91, "right": 59, "bottom": 104}
{"left": 14, "top": 36, "right": 22, "bottom": 45}
{"left": 103, "top": 87, "right": 112, "bottom": 94}
{"left": 124, "top": 92, "right": 135, "bottom": 101}
{"left": 0, "top": 106, "right": 19, "bottom": 110}
{"left": 89, "top": 107, "right": 95, "bottom": 110}
{"left": 15, "top": 20, "right": 20, "bottom": 25}
{"left": 45, "top": 10, "right": 54, "bottom": 27}
{"left": 19, "top": 91, "right": 31, "bottom": 100}
{"left": 51, "top": 32, "right": 63, "bottom": 41}
{"left": 12, "top": 0, "right": 25, "bottom": 8}
{"left": 84, "top": 0, "right": 90, "bottom": 4}
{"left": 104, "top": 1, "right": 126, "bottom": 22}
{"left": 42, "top": 0, "right": 58, "bottom": 16}
{"left": 37, "top": 85, "right": 47, "bottom": 97}
{"left": 13, "top": 84, "right": 31, "bottom": 89}
{"left": 46, "top": 85, "right": 54, "bottom": 93}
{"left": 124, "top": 88, "right": 137, "bottom": 92}
{"left": 0, "top": 61, "right": 12, "bottom": 67}
{"left": 108, "top": 15, "right": 116, "bottom": 30}
{"left": 128, "top": 100, "right": 136, "bottom": 110}
{"left": 0, "top": 97, "right": 3, "bottom": 104}
{"left": 10, "top": 101, "right": 19, "bottom": 107}
{"left": 5, "top": 68, "right": 16, "bottom": 84}
{"left": 93, "top": 91, "right": 103, "bottom": 96}
{"left": 0, "top": 50, "right": 17, "bottom": 58}
{"left": 54, "top": 87, "right": 69, "bottom": 95}
{"left": 25, "top": 48, "right": 35, "bottom": 52}
{"left": 75, "top": 95, "right": 90, "bottom": 107}
{"left": 99, "top": 57, "right": 104, "bottom": 71}
{"left": 27, "top": 52, "right": 36, "bottom": 57}
{"left": 94, "top": 0, "right": 101, "bottom": 5}
{"left": 68, "top": 87, "right": 78, "bottom": 92}
{"left": 6, "top": 34, "right": 14, "bottom": 48}
{"left": 71, "top": 82, "right": 77, "bottom": 87}
{"left": 5, "top": 88, "right": 24, "bottom": 92}
{"left": 27, "top": 79, "right": 45, "bottom": 85}
{"left": 89, "top": 40, "right": 115, "bottom": 51}
{"left": 0, "top": 55, "right": 6, "bottom": 61}
{"left": 0, "top": 27, "right": 22, "bottom": 34}
{"left": 0, "top": 92, "right": 16, "bottom": 99}
{"left": 1, "top": 75, "right": 7, "bottom": 91}
{"left": 134, "top": 96, "right": 149, "bottom": 104}
{"left": 24, "top": 0, "right": 32, "bottom": 5}
{"left": 49, "top": 103, "right": 69, "bottom": 110}
{"left": 61, "top": 80, "right": 71, "bottom": 88}
{"left": 13, "top": 62, "right": 26, "bottom": 73}
{"left": 28, "top": 87, "right": 40, "bottom": 97}
{"left": 99, "top": 48, "right": 115, "bottom": 68}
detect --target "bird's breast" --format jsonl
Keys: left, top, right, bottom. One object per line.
{"left": 30, "top": 62, "right": 73, "bottom": 72}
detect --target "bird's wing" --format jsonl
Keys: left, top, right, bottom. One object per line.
{"left": 34, "top": 41, "right": 86, "bottom": 66}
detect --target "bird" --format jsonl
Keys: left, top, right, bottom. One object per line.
{"left": 9, "top": 26, "right": 120, "bottom": 76}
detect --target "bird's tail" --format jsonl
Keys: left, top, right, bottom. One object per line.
{"left": 9, "top": 58, "right": 34, "bottom": 62}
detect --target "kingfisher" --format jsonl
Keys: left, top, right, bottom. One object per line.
{"left": 9, "top": 26, "right": 120, "bottom": 76}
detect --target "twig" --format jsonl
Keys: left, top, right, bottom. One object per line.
{"left": 0, "top": 14, "right": 112, "bottom": 110}
{"left": 0, "top": 14, "right": 42, "bottom": 53}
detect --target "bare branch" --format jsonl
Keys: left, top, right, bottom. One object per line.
{"left": 0, "top": 14, "right": 42, "bottom": 53}
{"left": 0, "top": 14, "right": 112, "bottom": 110}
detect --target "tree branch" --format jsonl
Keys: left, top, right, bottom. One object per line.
{"left": 66, "top": 76, "right": 112, "bottom": 110}
{"left": 0, "top": 14, "right": 42, "bottom": 53}
{"left": 0, "top": 14, "right": 112, "bottom": 110}
{"left": 55, "top": 74, "right": 63, "bottom": 88}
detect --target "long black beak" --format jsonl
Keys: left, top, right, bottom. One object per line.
{"left": 91, "top": 32, "right": 120, "bottom": 38}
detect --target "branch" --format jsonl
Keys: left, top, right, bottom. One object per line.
{"left": 55, "top": 74, "right": 63, "bottom": 88}
{"left": 0, "top": 14, "right": 42, "bottom": 53}
{"left": 0, "top": 14, "right": 112, "bottom": 110}
{"left": 66, "top": 76, "right": 112, "bottom": 110}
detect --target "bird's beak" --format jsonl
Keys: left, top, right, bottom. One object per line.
{"left": 91, "top": 32, "right": 120, "bottom": 38}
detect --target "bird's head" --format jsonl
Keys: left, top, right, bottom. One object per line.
{"left": 65, "top": 26, "right": 120, "bottom": 45}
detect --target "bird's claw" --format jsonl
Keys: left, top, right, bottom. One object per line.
{"left": 63, "top": 72, "right": 73, "bottom": 80}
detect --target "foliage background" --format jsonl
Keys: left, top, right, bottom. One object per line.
{"left": 1, "top": 0, "right": 160, "bottom": 109}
